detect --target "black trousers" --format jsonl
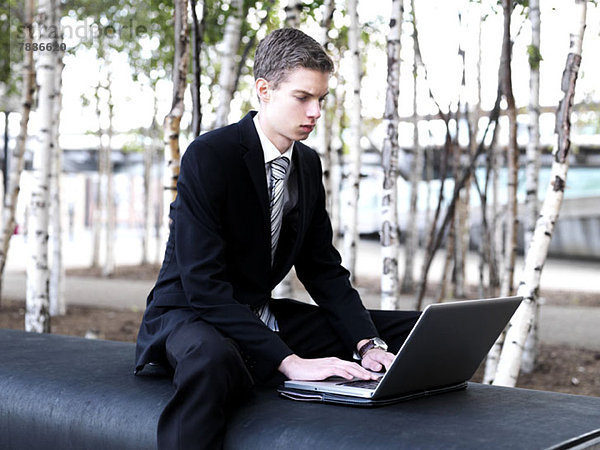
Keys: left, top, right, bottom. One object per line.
{"left": 158, "top": 299, "right": 420, "bottom": 450}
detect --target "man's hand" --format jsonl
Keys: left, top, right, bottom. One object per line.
{"left": 356, "top": 338, "right": 394, "bottom": 373}
{"left": 278, "top": 354, "right": 379, "bottom": 381}
{"left": 359, "top": 348, "right": 395, "bottom": 373}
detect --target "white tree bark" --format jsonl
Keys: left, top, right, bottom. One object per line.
{"left": 214, "top": 0, "right": 243, "bottom": 129}
{"left": 380, "top": 0, "right": 403, "bottom": 310}
{"left": 91, "top": 83, "right": 103, "bottom": 268}
{"left": 493, "top": 0, "right": 587, "bottom": 387}
{"left": 142, "top": 105, "right": 157, "bottom": 265}
{"left": 317, "top": 0, "right": 335, "bottom": 210}
{"left": 0, "top": 0, "right": 35, "bottom": 301}
{"left": 49, "top": 46, "right": 65, "bottom": 316}
{"left": 102, "top": 79, "right": 116, "bottom": 277}
{"left": 482, "top": 124, "right": 505, "bottom": 384}
{"left": 524, "top": 0, "right": 541, "bottom": 253}
{"left": 26, "top": 0, "right": 58, "bottom": 333}
{"left": 521, "top": 0, "right": 542, "bottom": 374}
{"left": 284, "top": 0, "right": 302, "bottom": 27}
{"left": 163, "top": 0, "right": 190, "bottom": 249}
{"left": 401, "top": 0, "right": 419, "bottom": 295}
{"left": 342, "top": 0, "right": 362, "bottom": 279}
{"left": 329, "top": 83, "right": 346, "bottom": 247}
{"left": 500, "top": 0, "right": 518, "bottom": 298}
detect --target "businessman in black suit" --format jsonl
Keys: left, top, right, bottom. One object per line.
{"left": 135, "top": 28, "right": 420, "bottom": 449}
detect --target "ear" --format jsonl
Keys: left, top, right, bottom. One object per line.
{"left": 255, "top": 78, "right": 270, "bottom": 104}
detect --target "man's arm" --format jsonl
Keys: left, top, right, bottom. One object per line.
{"left": 294, "top": 151, "right": 379, "bottom": 354}
{"left": 174, "top": 141, "right": 293, "bottom": 372}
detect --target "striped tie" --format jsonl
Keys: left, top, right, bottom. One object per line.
{"left": 270, "top": 156, "right": 290, "bottom": 264}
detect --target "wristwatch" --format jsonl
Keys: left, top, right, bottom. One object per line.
{"left": 358, "top": 337, "right": 388, "bottom": 358}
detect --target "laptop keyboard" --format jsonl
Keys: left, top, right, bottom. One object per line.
{"left": 337, "top": 379, "right": 380, "bottom": 389}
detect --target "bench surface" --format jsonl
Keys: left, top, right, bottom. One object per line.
{"left": 1, "top": 328, "right": 600, "bottom": 449}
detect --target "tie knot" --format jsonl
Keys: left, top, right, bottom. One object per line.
{"left": 271, "top": 156, "right": 290, "bottom": 181}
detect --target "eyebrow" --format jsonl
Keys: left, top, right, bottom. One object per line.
{"left": 292, "top": 89, "right": 330, "bottom": 100}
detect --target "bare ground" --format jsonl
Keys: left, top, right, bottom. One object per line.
{"left": 1, "top": 263, "right": 599, "bottom": 398}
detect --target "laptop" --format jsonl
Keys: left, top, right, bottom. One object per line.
{"left": 279, "top": 296, "right": 522, "bottom": 406}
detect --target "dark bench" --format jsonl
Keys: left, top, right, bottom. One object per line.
{"left": 1, "top": 328, "right": 600, "bottom": 449}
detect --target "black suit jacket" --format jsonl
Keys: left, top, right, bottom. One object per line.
{"left": 135, "top": 111, "right": 377, "bottom": 376}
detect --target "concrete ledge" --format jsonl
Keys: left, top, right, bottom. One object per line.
{"left": 2, "top": 329, "right": 600, "bottom": 449}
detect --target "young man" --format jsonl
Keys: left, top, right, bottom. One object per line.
{"left": 135, "top": 28, "right": 419, "bottom": 449}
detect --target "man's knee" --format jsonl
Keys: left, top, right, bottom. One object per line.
{"left": 165, "top": 320, "right": 245, "bottom": 374}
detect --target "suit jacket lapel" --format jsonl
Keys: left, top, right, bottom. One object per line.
{"left": 240, "top": 112, "right": 270, "bottom": 224}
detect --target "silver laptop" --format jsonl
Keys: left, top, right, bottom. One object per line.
{"left": 280, "top": 296, "right": 522, "bottom": 406}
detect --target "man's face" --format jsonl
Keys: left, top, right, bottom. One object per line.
{"left": 256, "top": 67, "right": 329, "bottom": 153}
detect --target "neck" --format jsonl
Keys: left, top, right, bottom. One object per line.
{"left": 257, "top": 112, "right": 292, "bottom": 153}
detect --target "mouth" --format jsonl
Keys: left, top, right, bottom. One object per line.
{"left": 300, "top": 124, "right": 315, "bottom": 133}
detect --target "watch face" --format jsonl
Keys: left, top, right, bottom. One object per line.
{"left": 373, "top": 338, "right": 388, "bottom": 350}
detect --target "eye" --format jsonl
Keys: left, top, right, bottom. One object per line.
{"left": 295, "top": 96, "right": 307, "bottom": 102}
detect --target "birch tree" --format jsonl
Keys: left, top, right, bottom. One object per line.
{"left": 163, "top": 0, "right": 190, "bottom": 222}
{"left": 493, "top": 0, "right": 587, "bottom": 387}
{"left": 26, "top": 0, "right": 59, "bottom": 332}
{"left": 49, "top": 42, "right": 66, "bottom": 316}
{"left": 0, "top": 0, "right": 35, "bottom": 303}
{"left": 521, "top": 0, "right": 542, "bottom": 374}
{"left": 91, "top": 82, "right": 103, "bottom": 268}
{"left": 102, "top": 76, "right": 116, "bottom": 277}
{"left": 142, "top": 94, "right": 160, "bottom": 265}
{"left": 380, "top": 0, "right": 403, "bottom": 310}
{"left": 524, "top": 0, "right": 542, "bottom": 253}
{"left": 401, "top": 0, "right": 423, "bottom": 295}
{"left": 284, "top": 0, "right": 303, "bottom": 27}
{"left": 483, "top": 1, "right": 520, "bottom": 381}
{"left": 214, "top": 0, "right": 243, "bottom": 129}
{"left": 500, "top": 0, "right": 519, "bottom": 298}
{"left": 342, "top": 0, "right": 362, "bottom": 279}
{"left": 317, "top": 0, "right": 335, "bottom": 208}
{"left": 190, "top": 0, "right": 205, "bottom": 137}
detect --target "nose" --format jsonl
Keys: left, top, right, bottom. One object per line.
{"left": 307, "top": 100, "right": 321, "bottom": 119}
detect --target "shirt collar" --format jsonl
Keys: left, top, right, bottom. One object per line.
{"left": 253, "top": 112, "right": 294, "bottom": 164}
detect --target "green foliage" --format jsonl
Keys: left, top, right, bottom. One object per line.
{"left": 0, "top": 0, "right": 27, "bottom": 106}
{"left": 121, "top": 138, "right": 144, "bottom": 153}
{"left": 527, "top": 44, "right": 542, "bottom": 70}
{"left": 64, "top": 0, "right": 174, "bottom": 84}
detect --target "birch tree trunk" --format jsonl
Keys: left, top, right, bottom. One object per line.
{"left": 142, "top": 95, "right": 159, "bottom": 265}
{"left": 401, "top": 0, "right": 420, "bottom": 295}
{"left": 493, "top": 0, "right": 587, "bottom": 388}
{"left": 91, "top": 83, "right": 103, "bottom": 268}
{"left": 163, "top": 0, "right": 190, "bottom": 238}
{"left": 524, "top": 0, "right": 541, "bottom": 254}
{"left": 0, "top": 0, "right": 35, "bottom": 302}
{"left": 102, "top": 80, "right": 115, "bottom": 277}
{"left": 380, "top": 0, "right": 403, "bottom": 310}
{"left": 500, "top": 0, "right": 518, "bottom": 297}
{"left": 521, "top": 0, "right": 542, "bottom": 374}
{"left": 49, "top": 47, "right": 65, "bottom": 316}
{"left": 190, "top": 0, "right": 204, "bottom": 137}
{"left": 214, "top": 0, "right": 242, "bottom": 129}
{"left": 482, "top": 117, "right": 507, "bottom": 384}
{"left": 330, "top": 83, "right": 346, "bottom": 247}
{"left": 455, "top": 14, "right": 473, "bottom": 300}
{"left": 26, "top": 0, "right": 58, "bottom": 333}
{"left": 284, "top": 0, "right": 302, "bottom": 27}
{"left": 342, "top": 0, "right": 362, "bottom": 279}
{"left": 318, "top": 0, "right": 335, "bottom": 211}
{"left": 142, "top": 142, "right": 154, "bottom": 265}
